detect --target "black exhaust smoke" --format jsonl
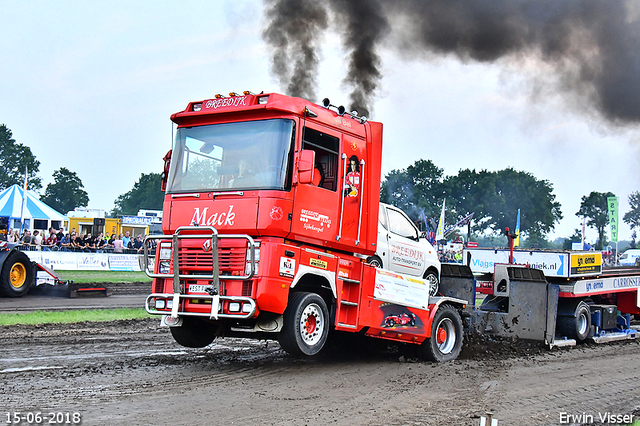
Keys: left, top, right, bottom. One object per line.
{"left": 263, "top": 0, "right": 640, "bottom": 125}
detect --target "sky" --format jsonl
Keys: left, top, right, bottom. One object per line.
{"left": 1, "top": 1, "right": 638, "bottom": 244}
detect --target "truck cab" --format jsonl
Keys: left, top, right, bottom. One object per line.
{"left": 372, "top": 203, "right": 440, "bottom": 295}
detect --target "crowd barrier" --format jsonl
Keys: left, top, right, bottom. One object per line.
{"left": 24, "top": 250, "right": 148, "bottom": 272}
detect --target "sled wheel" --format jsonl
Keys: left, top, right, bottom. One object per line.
{"left": 424, "top": 271, "right": 439, "bottom": 297}
{"left": 278, "top": 292, "right": 329, "bottom": 357}
{"left": 418, "top": 304, "right": 463, "bottom": 362}
{"left": 0, "top": 251, "right": 35, "bottom": 297}
{"left": 170, "top": 317, "right": 216, "bottom": 348}
{"left": 557, "top": 302, "right": 591, "bottom": 342}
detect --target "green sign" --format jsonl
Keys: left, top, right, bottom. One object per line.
{"left": 607, "top": 196, "right": 619, "bottom": 243}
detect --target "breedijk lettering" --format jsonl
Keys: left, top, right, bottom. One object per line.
{"left": 204, "top": 96, "right": 248, "bottom": 109}
{"left": 191, "top": 206, "right": 236, "bottom": 227}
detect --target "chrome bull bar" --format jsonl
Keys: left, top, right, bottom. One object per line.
{"left": 143, "top": 226, "right": 257, "bottom": 320}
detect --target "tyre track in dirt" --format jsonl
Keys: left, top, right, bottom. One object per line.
{"left": 3, "top": 319, "right": 640, "bottom": 426}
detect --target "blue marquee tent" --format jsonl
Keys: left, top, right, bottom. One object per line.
{"left": 0, "top": 184, "right": 69, "bottom": 232}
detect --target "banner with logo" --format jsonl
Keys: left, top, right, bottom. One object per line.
{"left": 24, "top": 251, "right": 143, "bottom": 271}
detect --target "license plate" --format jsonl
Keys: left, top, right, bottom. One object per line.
{"left": 189, "top": 284, "right": 212, "bottom": 294}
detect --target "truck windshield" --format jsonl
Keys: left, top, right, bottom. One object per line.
{"left": 166, "top": 119, "right": 294, "bottom": 193}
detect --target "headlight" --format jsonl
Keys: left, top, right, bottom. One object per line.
{"left": 159, "top": 242, "right": 172, "bottom": 260}
{"left": 159, "top": 261, "right": 171, "bottom": 274}
{"left": 228, "top": 302, "right": 241, "bottom": 312}
{"left": 155, "top": 299, "right": 166, "bottom": 309}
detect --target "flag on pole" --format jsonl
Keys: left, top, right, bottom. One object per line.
{"left": 19, "top": 166, "right": 27, "bottom": 233}
{"left": 436, "top": 200, "right": 445, "bottom": 241}
{"left": 513, "top": 209, "right": 521, "bottom": 247}
{"left": 607, "top": 196, "right": 619, "bottom": 243}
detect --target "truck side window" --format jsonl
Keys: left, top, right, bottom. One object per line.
{"left": 302, "top": 127, "right": 339, "bottom": 191}
{"left": 387, "top": 208, "right": 419, "bottom": 240}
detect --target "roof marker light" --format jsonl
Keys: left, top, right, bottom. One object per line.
{"left": 215, "top": 94, "right": 225, "bottom": 99}
{"left": 229, "top": 92, "right": 239, "bottom": 97}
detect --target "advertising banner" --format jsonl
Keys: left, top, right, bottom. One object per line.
{"left": 108, "top": 254, "right": 143, "bottom": 271}
{"left": 23, "top": 251, "right": 142, "bottom": 271}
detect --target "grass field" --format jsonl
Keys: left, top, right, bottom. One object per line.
{"left": 0, "top": 308, "right": 151, "bottom": 326}
{"left": 55, "top": 270, "right": 150, "bottom": 283}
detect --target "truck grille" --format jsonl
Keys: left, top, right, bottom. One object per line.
{"left": 177, "top": 242, "right": 246, "bottom": 275}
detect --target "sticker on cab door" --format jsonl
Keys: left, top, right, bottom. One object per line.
{"left": 279, "top": 257, "right": 295, "bottom": 278}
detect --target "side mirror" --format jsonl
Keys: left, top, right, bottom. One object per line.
{"left": 161, "top": 150, "right": 172, "bottom": 192}
{"left": 298, "top": 149, "right": 316, "bottom": 184}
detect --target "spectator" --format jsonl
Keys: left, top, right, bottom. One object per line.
{"left": 95, "top": 232, "right": 106, "bottom": 253}
{"left": 133, "top": 234, "right": 144, "bottom": 252}
{"left": 122, "top": 231, "right": 131, "bottom": 249}
{"left": 113, "top": 235, "right": 124, "bottom": 253}
{"left": 56, "top": 227, "right": 64, "bottom": 241}
{"left": 7, "top": 229, "right": 17, "bottom": 243}
{"left": 69, "top": 234, "right": 80, "bottom": 251}
{"left": 59, "top": 233, "right": 71, "bottom": 251}
{"left": 21, "top": 230, "right": 33, "bottom": 249}
{"left": 43, "top": 228, "right": 57, "bottom": 251}
{"left": 82, "top": 233, "right": 95, "bottom": 252}
{"left": 33, "top": 230, "right": 43, "bottom": 247}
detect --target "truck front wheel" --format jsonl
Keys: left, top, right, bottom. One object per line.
{"left": 424, "top": 271, "right": 439, "bottom": 297}
{"left": 278, "top": 292, "right": 329, "bottom": 357}
{"left": 0, "top": 251, "right": 34, "bottom": 297}
{"left": 418, "top": 304, "right": 463, "bottom": 362}
{"left": 169, "top": 317, "right": 217, "bottom": 348}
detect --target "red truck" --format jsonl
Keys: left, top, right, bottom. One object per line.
{"left": 144, "top": 91, "right": 467, "bottom": 362}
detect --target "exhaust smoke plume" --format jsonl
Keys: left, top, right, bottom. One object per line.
{"left": 328, "top": 0, "right": 389, "bottom": 118}
{"left": 262, "top": 0, "right": 328, "bottom": 101}
{"left": 262, "top": 0, "right": 640, "bottom": 125}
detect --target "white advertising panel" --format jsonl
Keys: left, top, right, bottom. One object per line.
{"left": 108, "top": 254, "right": 143, "bottom": 271}
{"left": 374, "top": 269, "right": 430, "bottom": 309}
{"left": 76, "top": 253, "right": 110, "bottom": 270}
{"left": 40, "top": 252, "right": 79, "bottom": 270}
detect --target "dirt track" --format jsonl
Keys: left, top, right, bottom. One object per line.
{"left": 2, "top": 318, "right": 640, "bottom": 426}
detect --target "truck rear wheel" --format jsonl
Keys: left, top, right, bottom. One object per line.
{"left": 0, "top": 251, "right": 34, "bottom": 297}
{"left": 170, "top": 317, "right": 217, "bottom": 348}
{"left": 557, "top": 301, "right": 591, "bottom": 342}
{"left": 278, "top": 292, "right": 329, "bottom": 357}
{"left": 418, "top": 304, "right": 463, "bottom": 362}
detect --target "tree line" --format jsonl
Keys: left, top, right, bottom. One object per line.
{"left": 2, "top": 122, "right": 639, "bottom": 248}
{"left": 0, "top": 124, "right": 163, "bottom": 217}
{"left": 381, "top": 159, "right": 640, "bottom": 250}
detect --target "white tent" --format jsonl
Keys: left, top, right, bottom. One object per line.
{"left": 0, "top": 184, "right": 69, "bottom": 232}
